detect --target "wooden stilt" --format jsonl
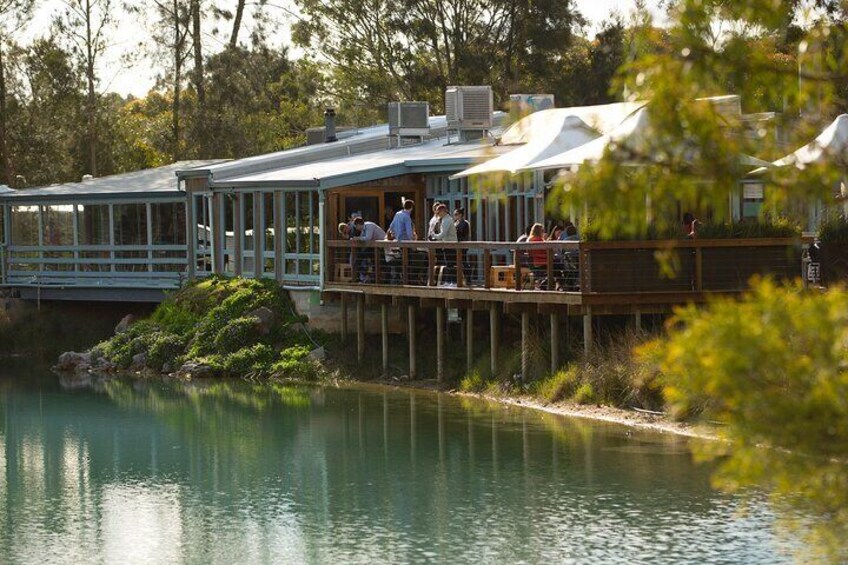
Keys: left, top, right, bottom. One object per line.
{"left": 583, "top": 306, "right": 593, "bottom": 356}
{"left": 340, "top": 295, "right": 348, "bottom": 343}
{"left": 408, "top": 304, "right": 417, "bottom": 379}
{"left": 436, "top": 306, "right": 445, "bottom": 382}
{"left": 466, "top": 309, "right": 474, "bottom": 374}
{"left": 381, "top": 303, "right": 389, "bottom": 375}
{"left": 635, "top": 309, "right": 642, "bottom": 331}
{"left": 489, "top": 307, "right": 499, "bottom": 379}
{"left": 550, "top": 312, "right": 559, "bottom": 374}
{"left": 356, "top": 295, "right": 365, "bottom": 362}
{"left": 521, "top": 311, "right": 530, "bottom": 382}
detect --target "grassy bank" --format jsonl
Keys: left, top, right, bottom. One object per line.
{"left": 85, "top": 277, "right": 324, "bottom": 380}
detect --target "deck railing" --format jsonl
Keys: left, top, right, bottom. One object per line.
{"left": 4, "top": 244, "right": 189, "bottom": 289}
{"left": 326, "top": 238, "right": 805, "bottom": 298}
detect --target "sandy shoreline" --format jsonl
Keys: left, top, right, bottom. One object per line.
{"left": 343, "top": 377, "right": 720, "bottom": 441}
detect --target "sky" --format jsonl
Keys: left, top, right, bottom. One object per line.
{"left": 25, "top": 0, "right": 664, "bottom": 98}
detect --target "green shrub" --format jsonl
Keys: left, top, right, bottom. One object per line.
{"left": 818, "top": 216, "right": 848, "bottom": 243}
{"left": 223, "top": 344, "right": 276, "bottom": 375}
{"left": 147, "top": 332, "right": 187, "bottom": 371}
{"left": 459, "top": 371, "right": 486, "bottom": 392}
{"left": 572, "top": 382, "right": 595, "bottom": 404}
{"left": 212, "top": 316, "right": 262, "bottom": 354}
{"left": 696, "top": 218, "right": 800, "bottom": 239}
{"left": 533, "top": 368, "right": 579, "bottom": 402}
{"left": 151, "top": 301, "right": 201, "bottom": 337}
{"left": 271, "top": 345, "right": 319, "bottom": 380}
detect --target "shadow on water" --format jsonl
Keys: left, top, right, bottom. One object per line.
{"left": 0, "top": 367, "right": 803, "bottom": 564}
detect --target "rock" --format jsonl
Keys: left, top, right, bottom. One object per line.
{"left": 248, "top": 307, "right": 275, "bottom": 335}
{"left": 131, "top": 352, "right": 148, "bottom": 369}
{"left": 115, "top": 314, "right": 136, "bottom": 335}
{"left": 94, "top": 357, "right": 116, "bottom": 372}
{"left": 177, "top": 362, "right": 216, "bottom": 378}
{"left": 308, "top": 346, "right": 325, "bottom": 361}
{"left": 162, "top": 362, "right": 174, "bottom": 374}
{"left": 54, "top": 351, "right": 91, "bottom": 372}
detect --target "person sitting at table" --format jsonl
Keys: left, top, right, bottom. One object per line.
{"left": 351, "top": 217, "right": 386, "bottom": 283}
{"left": 527, "top": 223, "right": 549, "bottom": 287}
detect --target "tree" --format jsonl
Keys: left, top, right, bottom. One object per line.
{"left": 0, "top": 0, "right": 36, "bottom": 186}
{"left": 54, "top": 0, "right": 113, "bottom": 177}
{"left": 553, "top": 1, "right": 848, "bottom": 560}
{"left": 291, "top": 0, "right": 582, "bottom": 117}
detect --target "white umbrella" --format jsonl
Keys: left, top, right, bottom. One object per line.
{"left": 751, "top": 114, "right": 848, "bottom": 175}
{"left": 450, "top": 102, "right": 643, "bottom": 179}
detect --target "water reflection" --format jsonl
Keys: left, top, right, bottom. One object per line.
{"left": 0, "top": 369, "right": 800, "bottom": 564}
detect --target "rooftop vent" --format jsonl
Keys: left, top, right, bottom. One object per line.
{"left": 388, "top": 101, "right": 430, "bottom": 138}
{"left": 324, "top": 108, "right": 338, "bottom": 143}
{"left": 509, "top": 94, "right": 555, "bottom": 115}
{"left": 446, "top": 86, "right": 493, "bottom": 137}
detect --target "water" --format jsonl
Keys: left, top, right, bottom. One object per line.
{"left": 0, "top": 365, "right": 801, "bottom": 564}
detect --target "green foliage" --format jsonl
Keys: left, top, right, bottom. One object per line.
{"left": 459, "top": 371, "right": 487, "bottom": 393}
{"left": 818, "top": 216, "right": 848, "bottom": 242}
{"left": 572, "top": 383, "right": 595, "bottom": 405}
{"left": 640, "top": 279, "right": 848, "bottom": 561}
{"left": 695, "top": 219, "right": 801, "bottom": 239}
{"left": 533, "top": 368, "right": 579, "bottom": 402}
{"left": 222, "top": 344, "right": 276, "bottom": 376}
{"left": 271, "top": 345, "right": 319, "bottom": 381}
{"left": 91, "top": 277, "right": 321, "bottom": 379}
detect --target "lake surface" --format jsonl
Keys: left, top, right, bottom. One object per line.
{"left": 0, "top": 363, "right": 801, "bottom": 564}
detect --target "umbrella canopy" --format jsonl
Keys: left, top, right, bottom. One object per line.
{"left": 755, "top": 114, "right": 848, "bottom": 173}
{"left": 528, "top": 105, "right": 769, "bottom": 173}
{"left": 450, "top": 102, "right": 643, "bottom": 179}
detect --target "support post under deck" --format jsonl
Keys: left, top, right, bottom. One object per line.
{"left": 550, "top": 312, "right": 560, "bottom": 374}
{"left": 381, "top": 304, "right": 389, "bottom": 375}
{"left": 436, "top": 306, "right": 445, "bottom": 383}
{"left": 356, "top": 295, "right": 365, "bottom": 362}
{"left": 521, "top": 311, "right": 530, "bottom": 382}
{"left": 490, "top": 307, "right": 499, "bottom": 379}
{"left": 340, "top": 296, "right": 348, "bottom": 343}
{"left": 583, "top": 306, "right": 593, "bottom": 356}
{"left": 408, "top": 304, "right": 417, "bottom": 380}
{"left": 466, "top": 310, "right": 474, "bottom": 374}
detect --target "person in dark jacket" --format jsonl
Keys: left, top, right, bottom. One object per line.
{"left": 454, "top": 208, "right": 471, "bottom": 284}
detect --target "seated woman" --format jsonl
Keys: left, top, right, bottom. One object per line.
{"left": 527, "top": 223, "right": 549, "bottom": 288}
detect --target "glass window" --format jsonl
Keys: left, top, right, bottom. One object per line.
{"left": 113, "top": 204, "right": 148, "bottom": 246}
{"left": 77, "top": 204, "right": 110, "bottom": 245}
{"left": 311, "top": 192, "right": 319, "bottom": 254}
{"left": 42, "top": 204, "right": 74, "bottom": 246}
{"left": 285, "top": 192, "right": 296, "bottom": 253}
{"left": 151, "top": 202, "right": 186, "bottom": 245}
{"left": 242, "top": 193, "right": 254, "bottom": 251}
{"left": 10, "top": 205, "right": 40, "bottom": 246}
{"left": 262, "top": 193, "right": 275, "bottom": 274}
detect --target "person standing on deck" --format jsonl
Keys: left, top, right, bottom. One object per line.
{"left": 454, "top": 207, "right": 471, "bottom": 284}
{"left": 389, "top": 199, "right": 415, "bottom": 242}
{"left": 352, "top": 218, "right": 386, "bottom": 283}
{"left": 431, "top": 204, "right": 457, "bottom": 284}
{"left": 428, "top": 201, "right": 443, "bottom": 239}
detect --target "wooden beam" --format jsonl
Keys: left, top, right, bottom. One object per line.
{"left": 381, "top": 303, "right": 389, "bottom": 375}
{"left": 550, "top": 312, "right": 559, "bottom": 374}
{"left": 583, "top": 306, "right": 593, "bottom": 356}
{"left": 490, "top": 307, "right": 499, "bottom": 379}
{"left": 436, "top": 306, "right": 445, "bottom": 382}
{"left": 466, "top": 309, "right": 474, "bottom": 374}
{"left": 635, "top": 309, "right": 642, "bottom": 331}
{"left": 408, "top": 304, "right": 417, "bottom": 379}
{"left": 521, "top": 311, "right": 530, "bottom": 382}
{"left": 340, "top": 295, "right": 348, "bottom": 343}
{"left": 356, "top": 294, "right": 365, "bottom": 362}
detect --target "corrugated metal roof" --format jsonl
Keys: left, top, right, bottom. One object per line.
{"left": 0, "top": 161, "right": 225, "bottom": 201}
{"left": 211, "top": 139, "right": 511, "bottom": 190}
{"left": 181, "top": 113, "right": 507, "bottom": 181}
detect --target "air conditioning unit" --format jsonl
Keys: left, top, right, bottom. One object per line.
{"left": 388, "top": 101, "right": 430, "bottom": 137}
{"left": 446, "top": 86, "right": 493, "bottom": 131}
{"left": 509, "top": 94, "right": 555, "bottom": 114}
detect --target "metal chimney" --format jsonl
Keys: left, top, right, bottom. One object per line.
{"left": 324, "top": 108, "right": 337, "bottom": 143}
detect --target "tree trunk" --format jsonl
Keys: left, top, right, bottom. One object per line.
{"left": 191, "top": 0, "right": 205, "bottom": 156}
{"left": 85, "top": 0, "right": 98, "bottom": 176}
{"left": 173, "top": 0, "right": 182, "bottom": 160}
{"left": 230, "top": 0, "right": 246, "bottom": 48}
{"left": 0, "top": 42, "right": 11, "bottom": 186}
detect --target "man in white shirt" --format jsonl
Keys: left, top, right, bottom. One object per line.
{"left": 429, "top": 204, "right": 457, "bottom": 284}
